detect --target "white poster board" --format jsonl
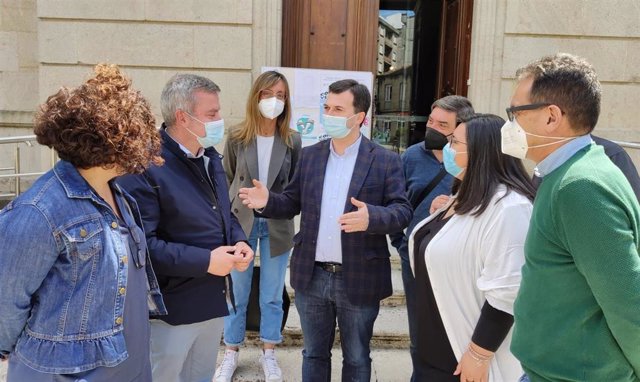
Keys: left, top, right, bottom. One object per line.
{"left": 262, "top": 67, "right": 374, "bottom": 147}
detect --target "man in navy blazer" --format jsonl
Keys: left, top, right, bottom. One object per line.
{"left": 239, "top": 79, "right": 412, "bottom": 381}
{"left": 119, "top": 74, "right": 253, "bottom": 382}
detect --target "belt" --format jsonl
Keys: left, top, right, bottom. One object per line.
{"left": 315, "top": 261, "right": 342, "bottom": 273}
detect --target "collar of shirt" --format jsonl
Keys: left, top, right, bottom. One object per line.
{"left": 330, "top": 133, "right": 362, "bottom": 158}
{"left": 534, "top": 134, "right": 593, "bottom": 178}
{"left": 164, "top": 126, "right": 204, "bottom": 158}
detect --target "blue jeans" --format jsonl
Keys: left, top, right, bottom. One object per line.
{"left": 223, "top": 218, "right": 290, "bottom": 346}
{"left": 295, "top": 265, "right": 380, "bottom": 382}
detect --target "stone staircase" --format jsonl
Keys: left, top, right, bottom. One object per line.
{"left": 0, "top": 253, "right": 412, "bottom": 382}
{"left": 227, "top": 254, "right": 412, "bottom": 381}
{"left": 244, "top": 257, "right": 408, "bottom": 348}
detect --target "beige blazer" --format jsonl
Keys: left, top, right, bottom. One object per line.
{"left": 223, "top": 128, "right": 302, "bottom": 257}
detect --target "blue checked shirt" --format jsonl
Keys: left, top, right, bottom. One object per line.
{"left": 315, "top": 135, "right": 362, "bottom": 263}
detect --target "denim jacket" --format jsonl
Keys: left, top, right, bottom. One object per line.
{"left": 0, "top": 160, "right": 166, "bottom": 373}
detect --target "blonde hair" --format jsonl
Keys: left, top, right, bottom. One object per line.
{"left": 230, "top": 71, "right": 294, "bottom": 147}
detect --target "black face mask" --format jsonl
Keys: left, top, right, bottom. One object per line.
{"left": 424, "top": 127, "right": 450, "bottom": 150}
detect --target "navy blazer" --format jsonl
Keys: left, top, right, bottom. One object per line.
{"left": 118, "top": 127, "right": 246, "bottom": 325}
{"left": 262, "top": 136, "right": 412, "bottom": 305}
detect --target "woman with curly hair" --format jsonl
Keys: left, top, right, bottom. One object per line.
{"left": 0, "top": 64, "right": 166, "bottom": 381}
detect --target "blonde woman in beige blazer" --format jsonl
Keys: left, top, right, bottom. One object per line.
{"left": 216, "top": 71, "right": 301, "bottom": 382}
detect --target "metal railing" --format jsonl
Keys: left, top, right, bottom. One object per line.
{"left": 1, "top": 135, "right": 640, "bottom": 200}
{"left": 0, "top": 135, "right": 56, "bottom": 199}
{"left": 613, "top": 140, "right": 640, "bottom": 150}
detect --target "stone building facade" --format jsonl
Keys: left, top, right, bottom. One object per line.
{"left": 1, "top": 0, "right": 639, "bottom": 189}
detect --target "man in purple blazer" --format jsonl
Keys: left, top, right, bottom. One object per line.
{"left": 239, "top": 79, "right": 412, "bottom": 381}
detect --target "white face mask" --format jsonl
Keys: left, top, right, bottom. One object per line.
{"left": 258, "top": 97, "right": 285, "bottom": 120}
{"left": 500, "top": 119, "right": 576, "bottom": 159}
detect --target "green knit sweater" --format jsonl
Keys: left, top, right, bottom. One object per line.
{"left": 512, "top": 144, "right": 640, "bottom": 382}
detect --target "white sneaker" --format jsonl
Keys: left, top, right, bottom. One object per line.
{"left": 214, "top": 349, "right": 239, "bottom": 382}
{"left": 260, "top": 349, "right": 283, "bottom": 382}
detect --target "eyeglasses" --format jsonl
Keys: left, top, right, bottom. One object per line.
{"left": 448, "top": 135, "right": 467, "bottom": 146}
{"left": 260, "top": 89, "right": 287, "bottom": 101}
{"left": 505, "top": 103, "right": 551, "bottom": 122}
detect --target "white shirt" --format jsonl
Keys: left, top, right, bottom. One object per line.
{"left": 408, "top": 186, "right": 532, "bottom": 382}
{"left": 256, "top": 135, "right": 274, "bottom": 185}
{"left": 315, "top": 135, "right": 362, "bottom": 263}
{"left": 166, "top": 127, "right": 210, "bottom": 174}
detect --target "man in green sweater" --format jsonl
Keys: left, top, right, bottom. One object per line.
{"left": 504, "top": 53, "right": 640, "bottom": 381}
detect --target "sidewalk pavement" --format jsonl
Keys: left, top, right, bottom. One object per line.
{"left": 0, "top": 347, "right": 412, "bottom": 381}
{"left": 217, "top": 346, "right": 411, "bottom": 381}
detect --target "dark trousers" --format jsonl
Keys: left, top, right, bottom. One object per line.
{"left": 399, "top": 245, "right": 420, "bottom": 381}
{"left": 295, "top": 265, "right": 380, "bottom": 382}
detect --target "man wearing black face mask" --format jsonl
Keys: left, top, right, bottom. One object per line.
{"left": 389, "top": 95, "right": 474, "bottom": 381}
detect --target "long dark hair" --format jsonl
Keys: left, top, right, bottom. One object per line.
{"left": 454, "top": 113, "right": 536, "bottom": 216}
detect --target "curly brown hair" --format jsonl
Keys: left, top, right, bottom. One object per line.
{"left": 34, "top": 64, "right": 163, "bottom": 173}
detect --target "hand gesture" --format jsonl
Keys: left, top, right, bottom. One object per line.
{"left": 339, "top": 197, "right": 369, "bottom": 233}
{"left": 232, "top": 241, "right": 254, "bottom": 272}
{"left": 430, "top": 194, "right": 452, "bottom": 214}
{"left": 238, "top": 179, "right": 269, "bottom": 210}
{"left": 207, "top": 245, "right": 239, "bottom": 276}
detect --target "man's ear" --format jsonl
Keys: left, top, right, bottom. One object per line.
{"left": 543, "top": 105, "right": 563, "bottom": 133}
{"left": 356, "top": 111, "right": 366, "bottom": 127}
{"left": 174, "top": 109, "right": 188, "bottom": 127}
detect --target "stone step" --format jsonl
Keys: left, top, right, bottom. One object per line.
{"left": 0, "top": 269, "right": 410, "bottom": 382}
{"left": 218, "top": 345, "right": 412, "bottom": 381}
{"left": 386, "top": 258, "right": 406, "bottom": 307}
{"left": 0, "top": 250, "right": 410, "bottom": 382}
{"left": 390, "top": 253, "right": 402, "bottom": 269}
{"left": 256, "top": 227, "right": 405, "bottom": 304}
{"left": 283, "top": 259, "right": 406, "bottom": 308}
{"left": 243, "top": 299, "right": 410, "bottom": 349}
{"left": 242, "top": 260, "right": 411, "bottom": 351}
{"left": 0, "top": 347, "right": 413, "bottom": 382}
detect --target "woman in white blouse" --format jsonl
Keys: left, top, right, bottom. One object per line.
{"left": 408, "top": 114, "right": 535, "bottom": 382}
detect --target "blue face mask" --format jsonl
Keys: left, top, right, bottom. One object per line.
{"left": 323, "top": 114, "right": 357, "bottom": 139}
{"left": 185, "top": 112, "right": 225, "bottom": 148}
{"left": 442, "top": 142, "right": 466, "bottom": 177}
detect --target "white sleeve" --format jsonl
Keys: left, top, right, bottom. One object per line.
{"left": 476, "top": 200, "right": 532, "bottom": 314}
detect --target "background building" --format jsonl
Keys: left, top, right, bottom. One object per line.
{"left": 1, "top": 0, "right": 639, "bottom": 195}
{"left": 374, "top": 12, "right": 415, "bottom": 151}
{"left": 0, "top": 0, "right": 282, "bottom": 195}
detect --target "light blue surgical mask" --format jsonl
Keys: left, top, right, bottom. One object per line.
{"left": 323, "top": 114, "right": 357, "bottom": 139}
{"left": 185, "top": 112, "right": 225, "bottom": 148}
{"left": 442, "top": 142, "right": 466, "bottom": 177}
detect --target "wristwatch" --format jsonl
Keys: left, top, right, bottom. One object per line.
{"left": 0, "top": 350, "right": 9, "bottom": 360}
